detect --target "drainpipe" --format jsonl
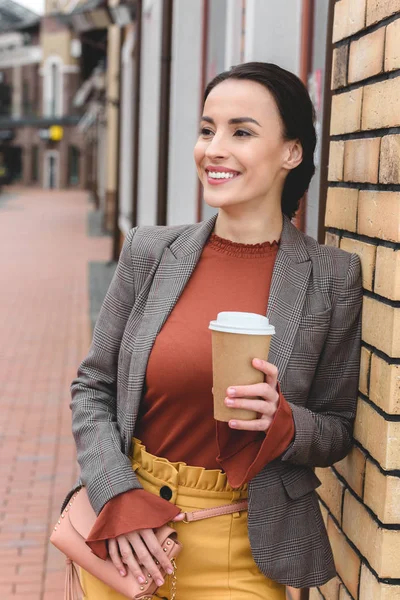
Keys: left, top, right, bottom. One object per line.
{"left": 196, "top": 0, "right": 209, "bottom": 223}
{"left": 156, "top": 0, "right": 173, "bottom": 226}
{"left": 112, "top": 27, "right": 123, "bottom": 261}
{"left": 131, "top": 0, "right": 142, "bottom": 227}
{"left": 297, "top": 0, "right": 315, "bottom": 234}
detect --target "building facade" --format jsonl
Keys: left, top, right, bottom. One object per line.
{"left": 0, "top": 0, "right": 85, "bottom": 189}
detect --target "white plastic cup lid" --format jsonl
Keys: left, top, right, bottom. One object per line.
{"left": 209, "top": 311, "right": 275, "bottom": 335}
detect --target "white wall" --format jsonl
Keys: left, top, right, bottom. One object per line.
{"left": 245, "top": 0, "right": 302, "bottom": 75}
{"left": 305, "top": 0, "right": 330, "bottom": 241}
{"left": 119, "top": 28, "right": 135, "bottom": 234}
{"left": 167, "top": 0, "right": 203, "bottom": 226}
{"left": 137, "top": 0, "right": 163, "bottom": 226}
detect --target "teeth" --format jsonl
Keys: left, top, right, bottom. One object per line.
{"left": 208, "top": 171, "right": 236, "bottom": 179}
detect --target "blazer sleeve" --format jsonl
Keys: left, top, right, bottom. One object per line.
{"left": 281, "top": 252, "right": 362, "bottom": 467}
{"left": 70, "top": 228, "right": 143, "bottom": 515}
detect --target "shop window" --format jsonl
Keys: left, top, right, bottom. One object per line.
{"left": 68, "top": 145, "right": 80, "bottom": 186}
{"left": 31, "top": 145, "right": 39, "bottom": 182}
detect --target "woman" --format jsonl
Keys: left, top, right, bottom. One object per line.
{"left": 68, "top": 62, "right": 362, "bottom": 599}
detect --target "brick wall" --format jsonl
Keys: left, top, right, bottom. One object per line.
{"left": 311, "top": 1, "right": 400, "bottom": 599}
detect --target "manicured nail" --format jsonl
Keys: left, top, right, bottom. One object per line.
{"left": 119, "top": 570, "right": 126, "bottom": 577}
{"left": 229, "top": 420, "right": 237, "bottom": 428}
{"left": 157, "top": 578, "right": 164, "bottom": 586}
{"left": 167, "top": 568, "right": 174, "bottom": 575}
{"left": 138, "top": 576, "right": 145, "bottom": 583}
{"left": 225, "top": 397, "right": 234, "bottom": 406}
{"left": 227, "top": 387, "right": 236, "bottom": 396}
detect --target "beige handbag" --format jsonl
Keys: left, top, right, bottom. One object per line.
{"left": 50, "top": 488, "right": 182, "bottom": 600}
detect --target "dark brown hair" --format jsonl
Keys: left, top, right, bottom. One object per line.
{"left": 204, "top": 62, "right": 317, "bottom": 219}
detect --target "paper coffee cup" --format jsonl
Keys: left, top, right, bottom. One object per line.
{"left": 209, "top": 312, "right": 275, "bottom": 422}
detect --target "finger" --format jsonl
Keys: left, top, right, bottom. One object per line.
{"left": 108, "top": 538, "right": 127, "bottom": 576}
{"left": 229, "top": 416, "right": 273, "bottom": 431}
{"left": 128, "top": 532, "right": 166, "bottom": 587}
{"left": 117, "top": 535, "right": 147, "bottom": 584}
{"left": 253, "top": 359, "right": 279, "bottom": 387}
{"left": 141, "top": 529, "right": 175, "bottom": 574}
{"left": 226, "top": 382, "right": 278, "bottom": 402}
{"left": 224, "top": 397, "right": 276, "bottom": 416}
{"left": 172, "top": 512, "right": 185, "bottom": 522}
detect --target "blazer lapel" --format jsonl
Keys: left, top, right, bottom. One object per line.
{"left": 267, "top": 216, "right": 311, "bottom": 379}
{"left": 130, "top": 215, "right": 218, "bottom": 398}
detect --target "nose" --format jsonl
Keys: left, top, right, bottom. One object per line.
{"left": 204, "top": 133, "right": 229, "bottom": 160}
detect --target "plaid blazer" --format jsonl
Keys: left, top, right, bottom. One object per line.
{"left": 68, "top": 214, "right": 362, "bottom": 588}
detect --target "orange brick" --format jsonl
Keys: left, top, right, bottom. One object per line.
{"left": 375, "top": 246, "right": 400, "bottom": 301}
{"left": 328, "top": 141, "right": 345, "bottom": 181}
{"left": 325, "top": 232, "right": 340, "bottom": 248}
{"left": 343, "top": 138, "right": 380, "bottom": 183}
{"left": 325, "top": 187, "right": 358, "bottom": 232}
{"left": 380, "top": 134, "right": 400, "bottom": 184}
{"left": 362, "top": 296, "right": 400, "bottom": 358}
{"left": 359, "top": 346, "right": 372, "bottom": 395}
{"left": 330, "top": 88, "right": 363, "bottom": 134}
{"left": 360, "top": 562, "right": 400, "bottom": 599}
{"left": 385, "top": 18, "right": 400, "bottom": 71}
{"left": 343, "top": 489, "right": 400, "bottom": 577}
{"left": 331, "top": 44, "right": 349, "bottom": 90}
{"left": 358, "top": 191, "right": 400, "bottom": 243}
{"left": 339, "top": 238, "right": 376, "bottom": 291}
{"left": 354, "top": 397, "right": 400, "bottom": 470}
{"left": 333, "top": 0, "right": 367, "bottom": 42}
{"left": 334, "top": 446, "right": 366, "bottom": 498}
{"left": 362, "top": 78, "right": 400, "bottom": 130}
{"left": 327, "top": 517, "right": 360, "bottom": 598}
{"left": 369, "top": 353, "right": 400, "bottom": 415}
{"left": 339, "top": 586, "right": 352, "bottom": 599}
{"left": 364, "top": 459, "right": 400, "bottom": 524}
{"left": 319, "top": 575, "right": 341, "bottom": 599}
{"left": 348, "top": 27, "right": 385, "bottom": 83}
{"left": 315, "top": 467, "right": 344, "bottom": 524}
{"left": 366, "top": 0, "right": 400, "bottom": 26}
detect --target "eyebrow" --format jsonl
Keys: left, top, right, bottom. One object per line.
{"left": 201, "top": 116, "right": 262, "bottom": 127}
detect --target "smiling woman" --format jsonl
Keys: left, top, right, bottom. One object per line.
{"left": 67, "top": 62, "right": 362, "bottom": 600}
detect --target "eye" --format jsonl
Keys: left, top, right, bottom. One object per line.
{"left": 199, "top": 127, "right": 214, "bottom": 137}
{"left": 234, "top": 129, "right": 252, "bottom": 137}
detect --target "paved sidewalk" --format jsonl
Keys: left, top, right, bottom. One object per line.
{"left": 0, "top": 189, "right": 111, "bottom": 599}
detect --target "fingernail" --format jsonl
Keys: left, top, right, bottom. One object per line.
{"left": 227, "top": 387, "right": 236, "bottom": 396}
{"left": 157, "top": 578, "right": 164, "bottom": 586}
{"left": 167, "top": 568, "right": 174, "bottom": 575}
{"left": 229, "top": 420, "right": 237, "bottom": 428}
{"left": 119, "top": 570, "right": 126, "bottom": 577}
{"left": 138, "top": 576, "right": 145, "bottom": 583}
{"left": 225, "top": 397, "right": 234, "bottom": 406}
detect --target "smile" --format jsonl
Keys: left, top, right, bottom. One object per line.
{"left": 205, "top": 170, "right": 241, "bottom": 185}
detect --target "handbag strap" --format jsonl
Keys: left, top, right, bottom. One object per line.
{"left": 181, "top": 499, "right": 248, "bottom": 523}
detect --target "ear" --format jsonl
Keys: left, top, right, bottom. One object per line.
{"left": 283, "top": 139, "right": 303, "bottom": 171}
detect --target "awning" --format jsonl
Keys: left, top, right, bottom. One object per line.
{"left": 57, "top": 0, "right": 136, "bottom": 32}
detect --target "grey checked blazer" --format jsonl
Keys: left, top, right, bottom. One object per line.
{"left": 68, "top": 214, "right": 362, "bottom": 588}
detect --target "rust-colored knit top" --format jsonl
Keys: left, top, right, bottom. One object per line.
{"left": 86, "top": 233, "right": 294, "bottom": 557}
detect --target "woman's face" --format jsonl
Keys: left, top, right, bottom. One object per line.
{"left": 194, "top": 79, "right": 299, "bottom": 212}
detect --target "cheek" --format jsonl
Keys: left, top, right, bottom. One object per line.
{"left": 193, "top": 141, "right": 205, "bottom": 170}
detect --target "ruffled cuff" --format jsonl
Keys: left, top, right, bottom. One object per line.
{"left": 85, "top": 489, "right": 181, "bottom": 560}
{"left": 216, "top": 386, "right": 295, "bottom": 488}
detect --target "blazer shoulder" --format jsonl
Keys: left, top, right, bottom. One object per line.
{"left": 301, "top": 233, "right": 362, "bottom": 300}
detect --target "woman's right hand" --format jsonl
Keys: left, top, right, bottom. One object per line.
{"left": 108, "top": 514, "right": 184, "bottom": 587}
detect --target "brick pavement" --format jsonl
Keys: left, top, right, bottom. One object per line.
{"left": 0, "top": 189, "right": 111, "bottom": 599}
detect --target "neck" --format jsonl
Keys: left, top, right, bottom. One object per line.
{"left": 213, "top": 206, "right": 283, "bottom": 245}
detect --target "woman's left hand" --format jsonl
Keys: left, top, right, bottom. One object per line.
{"left": 225, "top": 358, "right": 279, "bottom": 432}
